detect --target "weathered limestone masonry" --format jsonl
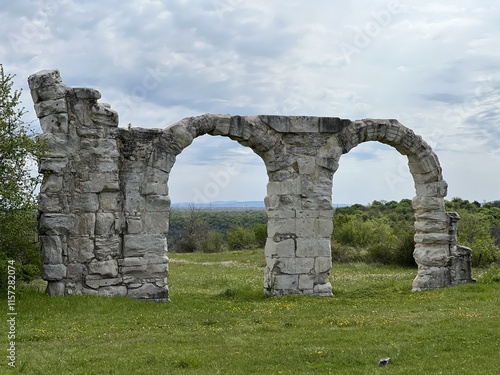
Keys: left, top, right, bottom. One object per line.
{"left": 28, "top": 69, "right": 474, "bottom": 300}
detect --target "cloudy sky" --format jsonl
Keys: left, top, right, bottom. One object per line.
{"left": 1, "top": 0, "right": 499, "bottom": 205}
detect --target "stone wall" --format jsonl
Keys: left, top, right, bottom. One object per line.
{"left": 28, "top": 69, "right": 474, "bottom": 300}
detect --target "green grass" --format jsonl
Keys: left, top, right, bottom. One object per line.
{"left": 6, "top": 250, "right": 500, "bottom": 374}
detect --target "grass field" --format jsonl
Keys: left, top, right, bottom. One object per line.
{"left": 7, "top": 250, "right": 500, "bottom": 374}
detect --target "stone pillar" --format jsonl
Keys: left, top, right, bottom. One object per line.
{"left": 447, "top": 212, "right": 475, "bottom": 285}
{"left": 263, "top": 149, "right": 334, "bottom": 296}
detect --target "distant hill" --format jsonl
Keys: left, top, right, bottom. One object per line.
{"left": 171, "top": 201, "right": 350, "bottom": 209}
{"left": 171, "top": 201, "right": 265, "bottom": 209}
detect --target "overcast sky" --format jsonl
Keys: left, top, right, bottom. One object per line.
{"left": 1, "top": 0, "right": 499, "bottom": 205}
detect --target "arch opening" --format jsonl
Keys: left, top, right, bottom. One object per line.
{"left": 332, "top": 142, "right": 416, "bottom": 266}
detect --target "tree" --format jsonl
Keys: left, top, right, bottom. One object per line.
{"left": 0, "top": 64, "right": 46, "bottom": 290}
{"left": 175, "top": 206, "right": 209, "bottom": 252}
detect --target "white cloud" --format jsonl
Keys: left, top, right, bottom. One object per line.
{"left": 1, "top": 0, "right": 499, "bottom": 204}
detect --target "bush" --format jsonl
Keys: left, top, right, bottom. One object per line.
{"left": 253, "top": 224, "right": 267, "bottom": 248}
{"left": 199, "top": 231, "right": 224, "bottom": 253}
{"left": 227, "top": 226, "right": 256, "bottom": 250}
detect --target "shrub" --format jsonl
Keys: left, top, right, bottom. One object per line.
{"left": 199, "top": 231, "right": 224, "bottom": 253}
{"left": 227, "top": 226, "right": 256, "bottom": 250}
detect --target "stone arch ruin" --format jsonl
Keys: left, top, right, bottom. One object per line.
{"left": 28, "top": 70, "right": 474, "bottom": 300}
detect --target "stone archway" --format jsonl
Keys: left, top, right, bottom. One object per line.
{"left": 324, "top": 120, "right": 474, "bottom": 290}
{"left": 28, "top": 69, "right": 474, "bottom": 300}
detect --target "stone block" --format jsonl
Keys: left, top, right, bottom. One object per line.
{"left": 415, "top": 181, "right": 448, "bottom": 198}
{"left": 73, "top": 87, "right": 101, "bottom": 100}
{"left": 98, "top": 286, "right": 127, "bottom": 297}
{"left": 38, "top": 157, "right": 68, "bottom": 174}
{"left": 319, "top": 117, "right": 348, "bottom": 133}
{"left": 289, "top": 116, "right": 319, "bottom": 133}
{"left": 412, "top": 266, "right": 450, "bottom": 291}
{"left": 72, "top": 193, "right": 99, "bottom": 213}
{"left": 210, "top": 115, "right": 231, "bottom": 136}
{"left": 66, "top": 263, "right": 86, "bottom": 281}
{"left": 266, "top": 179, "right": 300, "bottom": 196}
{"left": 88, "top": 260, "right": 118, "bottom": 277}
{"left": 99, "top": 278, "right": 123, "bottom": 287}
{"left": 46, "top": 281, "right": 65, "bottom": 296}
{"left": 118, "top": 257, "right": 148, "bottom": 267}
{"left": 274, "top": 274, "right": 298, "bottom": 290}
{"left": 277, "top": 257, "right": 314, "bottom": 274}
{"left": 126, "top": 217, "right": 143, "bottom": 234}
{"left": 82, "top": 288, "right": 98, "bottom": 296}
{"left": 414, "top": 233, "right": 451, "bottom": 245}
{"left": 94, "top": 236, "right": 121, "bottom": 260}
{"left": 267, "top": 219, "right": 296, "bottom": 237}
{"left": 295, "top": 218, "right": 316, "bottom": 238}
{"left": 413, "top": 245, "right": 450, "bottom": 267}
{"left": 81, "top": 172, "right": 120, "bottom": 193}
{"left": 39, "top": 213, "right": 77, "bottom": 236}
{"left": 34, "top": 98, "right": 67, "bottom": 117}
{"left": 316, "top": 218, "right": 333, "bottom": 237}
{"left": 123, "top": 235, "right": 167, "bottom": 257}
{"left": 266, "top": 116, "right": 289, "bottom": 132}
{"left": 123, "top": 190, "right": 146, "bottom": 213}
{"left": 85, "top": 275, "right": 101, "bottom": 289}
{"left": 89, "top": 104, "right": 119, "bottom": 127}
{"left": 414, "top": 220, "right": 448, "bottom": 233}
{"left": 67, "top": 236, "right": 94, "bottom": 263}
{"left": 275, "top": 239, "right": 296, "bottom": 257}
{"left": 99, "top": 192, "right": 122, "bottom": 212}
{"left": 95, "top": 213, "right": 116, "bottom": 236}
{"left": 313, "top": 282, "right": 333, "bottom": 296}
{"left": 40, "top": 175, "right": 63, "bottom": 194}
{"left": 141, "top": 182, "right": 168, "bottom": 196}
{"left": 316, "top": 156, "right": 339, "bottom": 171}
{"left": 170, "top": 122, "right": 196, "bottom": 148}
{"left": 78, "top": 213, "right": 96, "bottom": 236}
{"left": 40, "top": 235, "right": 63, "bottom": 264}
{"left": 414, "top": 211, "right": 449, "bottom": 222}
{"left": 412, "top": 196, "right": 445, "bottom": 212}
{"left": 28, "top": 69, "right": 63, "bottom": 90}
{"left": 39, "top": 193, "right": 64, "bottom": 213}
{"left": 142, "top": 212, "right": 169, "bottom": 234}
{"left": 296, "top": 238, "right": 331, "bottom": 258}
{"left": 298, "top": 274, "right": 315, "bottom": 290}
{"left": 127, "top": 283, "right": 168, "bottom": 299}
{"left": 42, "top": 264, "right": 67, "bottom": 281}
{"left": 39, "top": 113, "right": 69, "bottom": 134}
{"left": 315, "top": 257, "right": 332, "bottom": 273}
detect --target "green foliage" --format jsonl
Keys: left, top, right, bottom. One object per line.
{"left": 176, "top": 212, "right": 208, "bottom": 252}
{"left": 253, "top": 223, "right": 267, "bottom": 248}
{"left": 332, "top": 205, "right": 415, "bottom": 267}
{"left": 227, "top": 225, "right": 256, "bottom": 250}
{"left": 0, "top": 65, "right": 46, "bottom": 292}
{"left": 0, "top": 64, "right": 45, "bottom": 211}
{"left": 199, "top": 231, "right": 224, "bottom": 253}
{"left": 169, "top": 208, "right": 267, "bottom": 252}
{"left": 454, "top": 211, "right": 500, "bottom": 267}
